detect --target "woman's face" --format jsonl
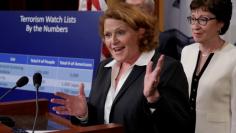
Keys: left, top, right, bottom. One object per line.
{"left": 103, "top": 18, "right": 142, "bottom": 64}
{"left": 190, "top": 8, "right": 223, "bottom": 44}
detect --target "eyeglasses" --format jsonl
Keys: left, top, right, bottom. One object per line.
{"left": 187, "top": 16, "right": 216, "bottom": 26}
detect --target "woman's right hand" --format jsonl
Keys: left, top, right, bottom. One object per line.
{"left": 144, "top": 55, "right": 164, "bottom": 103}
{"left": 51, "top": 83, "right": 88, "bottom": 118}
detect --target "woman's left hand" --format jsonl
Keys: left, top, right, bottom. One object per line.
{"left": 144, "top": 55, "right": 164, "bottom": 103}
{"left": 51, "top": 83, "right": 88, "bottom": 117}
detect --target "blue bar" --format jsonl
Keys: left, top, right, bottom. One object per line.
{"left": 0, "top": 53, "right": 27, "bottom": 64}
{"left": 58, "top": 57, "right": 94, "bottom": 69}
{"left": 28, "top": 55, "right": 58, "bottom": 67}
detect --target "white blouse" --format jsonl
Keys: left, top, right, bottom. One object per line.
{"left": 104, "top": 50, "right": 155, "bottom": 124}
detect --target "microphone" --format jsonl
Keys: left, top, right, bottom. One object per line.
{"left": 0, "top": 76, "right": 29, "bottom": 127}
{"left": 0, "top": 76, "right": 29, "bottom": 101}
{"left": 16, "top": 76, "right": 29, "bottom": 88}
{"left": 32, "top": 72, "right": 42, "bottom": 133}
{"left": 33, "top": 72, "right": 42, "bottom": 90}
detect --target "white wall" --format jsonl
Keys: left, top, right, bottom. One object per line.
{"left": 164, "top": 0, "right": 191, "bottom": 36}
{"left": 179, "top": 0, "right": 191, "bottom": 36}
{"left": 164, "top": 0, "right": 180, "bottom": 30}
{"left": 223, "top": 0, "right": 236, "bottom": 44}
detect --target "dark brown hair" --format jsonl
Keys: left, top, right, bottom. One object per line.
{"left": 190, "top": 0, "right": 232, "bottom": 35}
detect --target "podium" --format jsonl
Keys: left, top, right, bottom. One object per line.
{"left": 0, "top": 99, "right": 123, "bottom": 133}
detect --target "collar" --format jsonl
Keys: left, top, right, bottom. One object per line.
{"left": 105, "top": 50, "right": 155, "bottom": 68}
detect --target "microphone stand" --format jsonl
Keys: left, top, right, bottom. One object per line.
{"left": 0, "top": 86, "right": 17, "bottom": 128}
{"left": 0, "top": 86, "right": 16, "bottom": 101}
{"left": 0, "top": 76, "right": 29, "bottom": 129}
{"left": 32, "top": 73, "right": 42, "bottom": 133}
{"left": 0, "top": 76, "right": 28, "bottom": 101}
{"left": 32, "top": 84, "right": 40, "bottom": 133}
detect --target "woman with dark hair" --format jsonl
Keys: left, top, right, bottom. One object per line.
{"left": 52, "top": 3, "right": 191, "bottom": 133}
{"left": 181, "top": 0, "right": 236, "bottom": 133}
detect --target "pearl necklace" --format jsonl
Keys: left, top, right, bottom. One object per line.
{"left": 200, "top": 40, "right": 225, "bottom": 57}
{"left": 201, "top": 53, "right": 209, "bottom": 57}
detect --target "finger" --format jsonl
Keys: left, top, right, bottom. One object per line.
{"left": 79, "top": 83, "right": 86, "bottom": 96}
{"left": 54, "top": 109, "right": 69, "bottom": 115}
{"left": 52, "top": 106, "right": 69, "bottom": 114}
{"left": 154, "top": 55, "right": 165, "bottom": 75}
{"left": 51, "top": 98, "right": 67, "bottom": 105}
{"left": 157, "top": 54, "right": 165, "bottom": 68}
{"left": 54, "top": 92, "right": 70, "bottom": 99}
{"left": 52, "top": 106, "right": 67, "bottom": 112}
{"left": 146, "top": 61, "right": 153, "bottom": 75}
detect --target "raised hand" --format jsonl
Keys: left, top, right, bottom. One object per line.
{"left": 144, "top": 55, "right": 165, "bottom": 103}
{"left": 51, "top": 83, "right": 88, "bottom": 117}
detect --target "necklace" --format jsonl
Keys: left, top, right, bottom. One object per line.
{"left": 200, "top": 40, "right": 225, "bottom": 57}
{"left": 201, "top": 53, "right": 209, "bottom": 57}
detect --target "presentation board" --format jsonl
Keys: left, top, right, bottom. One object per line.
{"left": 0, "top": 11, "right": 102, "bottom": 102}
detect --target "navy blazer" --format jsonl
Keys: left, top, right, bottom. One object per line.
{"left": 72, "top": 51, "right": 191, "bottom": 133}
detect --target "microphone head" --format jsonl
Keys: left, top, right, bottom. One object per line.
{"left": 16, "top": 76, "right": 29, "bottom": 87}
{"left": 33, "top": 73, "right": 42, "bottom": 88}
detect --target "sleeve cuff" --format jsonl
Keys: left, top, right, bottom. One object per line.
{"left": 75, "top": 112, "right": 88, "bottom": 124}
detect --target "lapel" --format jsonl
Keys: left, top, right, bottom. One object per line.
{"left": 101, "top": 67, "right": 112, "bottom": 104}
{"left": 111, "top": 51, "right": 160, "bottom": 106}
{"left": 189, "top": 45, "right": 199, "bottom": 78}
{"left": 112, "top": 65, "right": 146, "bottom": 106}
{"left": 92, "top": 66, "right": 111, "bottom": 121}
{"left": 108, "top": 51, "right": 160, "bottom": 117}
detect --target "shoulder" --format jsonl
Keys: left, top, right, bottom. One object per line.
{"left": 221, "top": 43, "right": 236, "bottom": 64}
{"left": 181, "top": 43, "right": 199, "bottom": 62}
{"left": 94, "top": 58, "right": 113, "bottom": 78}
{"left": 224, "top": 43, "right": 236, "bottom": 54}
{"left": 220, "top": 43, "right": 236, "bottom": 58}
{"left": 163, "top": 55, "right": 181, "bottom": 67}
{"left": 182, "top": 43, "right": 198, "bottom": 54}
{"left": 100, "top": 57, "right": 113, "bottom": 65}
{"left": 153, "top": 51, "right": 183, "bottom": 74}
{"left": 98, "top": 58, "right": 113, "bottom": 68}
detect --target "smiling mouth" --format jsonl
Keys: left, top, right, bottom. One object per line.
{"left": 193, "top": 32, "right": 202, "bottom": 36}
{"left": 113, "top": 47, "right": 125, "bottom": 52}
{"left": 193, "top": 32, "right": 201, "bottom": 34}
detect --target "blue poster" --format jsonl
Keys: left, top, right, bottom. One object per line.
{"left": 0, "top": 11, "right": 102, "bottom": 101}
